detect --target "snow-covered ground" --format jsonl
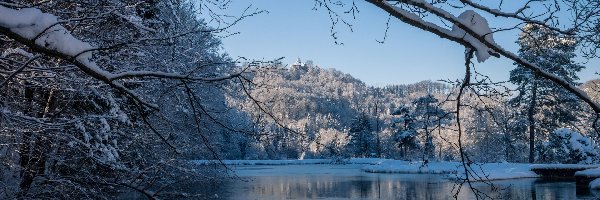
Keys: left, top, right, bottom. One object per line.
{"left": 591, "top": 178, "right": 600, "bottom": 189}
{"left": 192, "top": 158, "right": 600, "bottom": 182}
{"left": 576, "top": 168, "right": 600, "bottom": 177}
{"left": 362, "top": 160, "right": 459, "bottom": 174}
{"left": 532, "top": 164, "right": 600, "bottom": 170}
{"left": 192, "top": 159, "right": 331, "bottom": 165}
{"left": 192, "top": 158, "right": 391, "bottom": 165}
{"left": 363, "top": 160, "right": 537, "bottom": 181}
{"left": 460, "top": 163, "right": 538, "bottom": 181}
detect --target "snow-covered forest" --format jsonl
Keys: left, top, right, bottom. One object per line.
{"left": 1, "top": 0, "right": 600, "bottom": 199}
{"left": 231, "top": 57, "right": 599, "bottom": 164}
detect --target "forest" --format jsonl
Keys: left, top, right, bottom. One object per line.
{"left": 1, "top": 0, "right": 600, "bottom": 199}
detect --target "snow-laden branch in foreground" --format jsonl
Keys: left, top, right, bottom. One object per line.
{"left": 0, "top": 5, "right": 242, "bottom": 109}
{"left": 372, "top": 1, "right": 498, "bottom": 62}
{"left": 366, "top": 0, "right": 600, "bottom": 114}
{"left": 108, "top": 70, "right": 245, "bottom": 82}
{"left": 0, "top": 6, "right": 111, "bottom": 77}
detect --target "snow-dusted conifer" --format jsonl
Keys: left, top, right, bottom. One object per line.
{"left": 509, "top": 23, "right": 585, "bottom": 163}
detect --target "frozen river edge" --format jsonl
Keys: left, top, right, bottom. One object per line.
{"left": 191, "top": 158, "right": 600, "bottom": 182}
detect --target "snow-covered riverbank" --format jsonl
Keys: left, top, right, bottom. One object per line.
{"left": 362, "top": 160, "right": 537, "bottom": 181}
{"left": 193, "top": 158, "right": 600, "bottom": 183}
{"left": 191, "top": 158, "right": 389, "bottom": 165}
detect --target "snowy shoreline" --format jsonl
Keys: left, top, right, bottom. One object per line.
{"left": 191, "top": 158, "right": 600, "bottom": 183}
{"left": 191, "top": 158, "right": 389, "bottom": 166}
{"left": 362, "top": 160, "right": 540, "bottom": 181}
{"left": 192, "top": 159, "right": 536, "bottom": 180}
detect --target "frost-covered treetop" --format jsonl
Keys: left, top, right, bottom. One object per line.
{"left": 520, "top": 23, "right": 577, "bottom": 50}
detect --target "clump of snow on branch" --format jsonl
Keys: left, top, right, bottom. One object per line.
{"left": 0, "top": 6, "right": 90, "bottom": 55}
{"left": 1, "top": 48, "right": 34, "bottom": 58}
{"left": 0, "top": 5, "right": 110, "bottom": 77}
{"left": 451, "top": 10, "right": 497, "bottom": 63}
{"left": 114, "top": 12, "right": 157, "bottom": 33}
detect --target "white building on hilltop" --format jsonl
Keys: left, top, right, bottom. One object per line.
{"left": 292, "top": 57, "right": 304, "bottom": 68}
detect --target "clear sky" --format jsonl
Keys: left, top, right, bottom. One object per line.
{"left": 208, "top": 0, "right": 599, "bottom": 86}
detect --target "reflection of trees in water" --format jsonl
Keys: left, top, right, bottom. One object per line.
{"left": 222, "top": 174, "right": 600, "bottom": 199}
{"left": 460, "top": 178, "right": 589, "bottom": 200}
{"left": 532, "top": 180, "right": 577, "bottom": 200}
{"left": 221, "top": 169, "right": 597, "bottom": 199}
{"left": 227, "top": 175, "right": 459, "bottom": 199}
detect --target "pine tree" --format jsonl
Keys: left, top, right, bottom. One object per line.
{"left": 510, "top": 23, "right": 585, "bottom": 163}
{"left": 392, "top": 105, "right": 419, "bottom": 159}
{"left": 348, "top": 112, "right": 374, "bottom": 157}
{"left": 412, "top": 94, "right": 450, "bottom": 161}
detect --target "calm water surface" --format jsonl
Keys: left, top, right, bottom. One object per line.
{"left": 221, "top": 164, "right": 600, "bottom": 200}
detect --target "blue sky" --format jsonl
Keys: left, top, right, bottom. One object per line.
{"left": 209, "top": 0, "right": 599, "bottom": 86}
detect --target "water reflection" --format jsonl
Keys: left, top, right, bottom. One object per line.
{"left": 222, "top": 165, "right": 600, "bottom": 200}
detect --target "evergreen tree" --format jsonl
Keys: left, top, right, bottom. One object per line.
{"left": 391, "top": 105, "right": 419, "bottom": 159}
{"left": 510, "top": 23, "right": 585, "bottom": 163}
{"left": 348, "top": 113, "right": 374, "bottom": 157}
{"left": 412, "top": 94, "right": 451, "bottom": 161}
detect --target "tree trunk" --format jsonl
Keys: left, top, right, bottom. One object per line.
{"left": 19, "top": 83, "right": 35, "bottom": 192}
{"left": 19, "top": 131, "right": 33, "bottom": 192}
{"left": 19, "top": 86, "right": 51, "bottom": 193}
{"left": 375, "top": 101, "right": 381, "bottom": 158}
{"left": 19, "top": 133, "right": 49, "bottom": 192}
{"left": 528, "top": 80, "right": 538, "bottom": 163}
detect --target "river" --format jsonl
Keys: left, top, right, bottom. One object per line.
{"left": 219, "top": 164, "right": 599, "bottom": 200}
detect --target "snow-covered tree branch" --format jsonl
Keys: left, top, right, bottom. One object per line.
{"left": 0, "top": 0, "right": 260, "bottom": 198}
{"left": 364, "top": 0, "right": 600, "bottom": 114}
{"left": 0, "top": 4, "right": 254, "bottom": 109}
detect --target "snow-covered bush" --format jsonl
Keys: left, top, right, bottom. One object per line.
{"left": 541, "top": 128, "right": 599, "bottom": 164}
